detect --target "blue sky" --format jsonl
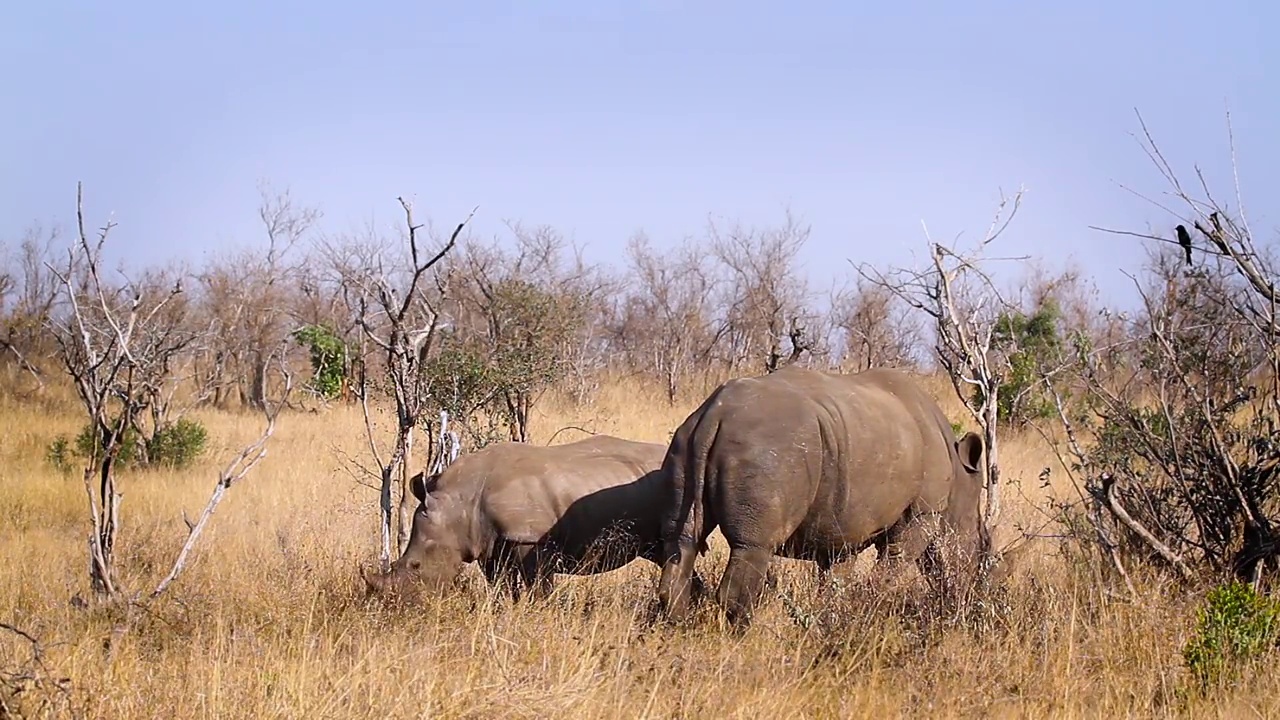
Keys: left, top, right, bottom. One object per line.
{"left": 2, "top": 1, "right": 1275, "bottom": 307}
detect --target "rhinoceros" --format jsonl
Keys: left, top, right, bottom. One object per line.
{"left": 364, "top": 434, "right": 707, "bottom": 603}
{"left": 656, "top": 366, "right": 989, "bottom": 629}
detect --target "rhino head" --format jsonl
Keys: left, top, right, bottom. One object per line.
{"left": 945, "top": 430, "right": 1012, "bottom": 585}
{"left": 362, "top": 471, "right": 470, "bottom": 602}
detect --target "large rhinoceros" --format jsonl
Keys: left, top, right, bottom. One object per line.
{"left": 364, "top": 434, "right": 706, "bottom": 602}
{"left": 656, "top": 366, "right": 989, "bottom": 629}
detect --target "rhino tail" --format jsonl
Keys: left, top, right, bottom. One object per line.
{"left": 658, "top": 416, "right": 717, "bottom": 622}
{"left": 682, "top": 417, "right": 720, "bottom": 556}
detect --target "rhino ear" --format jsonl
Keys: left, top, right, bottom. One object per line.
{"left": 410, "top": 472, "right": 439, "bottom": 504}
{"left": 956, "top": 431, "right": 984, "bottom": 474}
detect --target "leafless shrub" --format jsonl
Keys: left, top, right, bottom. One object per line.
{"left": 1043, "top": 111, "right": 1280, "bottom": 589}
{"left": 610, "top": 232, "right": 722, "bottom": 404}
{"left": 193, "top": 183, "right": 319, "bottom": 409}
{"left": 830, "top": 274, "right": 925, "bottom": 372}
{"left": 0, "top": 225, "right": 62, "bottom": 390}
{"left": 709, "top": 209, "right": 820, "bottom": 373}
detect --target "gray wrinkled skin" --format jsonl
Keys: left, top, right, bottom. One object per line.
{"left": 657, "top": 366, "right": 990, "bottom": 629}
{"left": 365, "top": 435, "right": 706, "bottom": 603}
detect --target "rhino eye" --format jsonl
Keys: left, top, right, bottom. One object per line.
{"left": 408, "top": 559, "right": 422, "bottom": 571}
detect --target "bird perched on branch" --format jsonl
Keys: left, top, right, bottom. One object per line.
{"left": 1175, "top": 224, "right": 1193, "bottom": 265}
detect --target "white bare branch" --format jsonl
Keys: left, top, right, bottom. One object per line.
{"left": 151, "top": 346, "right": 294, "bottom": 599}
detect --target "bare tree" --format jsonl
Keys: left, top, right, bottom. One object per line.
{"left": 331, "top": 198, "right": 474, "bottom": 565}
{"left": 830, "top": 275, "right": 924, "bottom": 372}
{"left": 613, "top": 232, "right": 721, "bottom": 403}
{"left": 452, "top": 223, "right": 595, "bottom": 442}
{"left": 0, "top": 225, "right": 62, "bottom": 389}
{"left": 47, "top": 193, "right": 191, "bottom": 596}
{"left": 855, "top": 188, "right": 1028, "bottom": 577}
{"left": 195, "top": 183, "right": 319, "bottom": 409}
{"left": 46, "top": 184, "right": 291, "bottom": 601}
{"left": 709, "top": 210, "right": 818, "bottom": 373}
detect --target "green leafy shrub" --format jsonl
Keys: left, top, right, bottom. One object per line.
{"left": 1183, "top": 580, "right": 1280, "bottom": 689}
{"left": 53, "top": 418, "right": 208, "bottom": 471}
{"left": 74, "top": 423, "right": 140, "bottom": 466}
{"left": 45, "top": 435, "right": 74, "bottom": 475}
{"left": 292, "top": 324, "right": 349, "bottom": 399}
{"left": 423, "top": 342, "right": 498, "bottom": 421}
{"left": 979, "top": 298, "right": 1063, "bottom": 426}
{"left": 420, "top": 341, "right": 508, "bottom": 451}
{"left": 146, "top": 418, "right": 208, "bottom": 469}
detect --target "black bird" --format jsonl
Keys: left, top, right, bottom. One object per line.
{"left": 1175, "top": 224, "right": 1193, "bottom": 265}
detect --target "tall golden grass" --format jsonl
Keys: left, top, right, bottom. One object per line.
{"left": 0, "top": 370, "right": 1274, "bottom": 718}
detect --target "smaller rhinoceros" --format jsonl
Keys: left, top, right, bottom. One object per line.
{"left": 364, "top": 434, "right": 706, "bottom": 602}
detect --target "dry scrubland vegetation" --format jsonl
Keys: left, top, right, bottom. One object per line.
{"left": 3, "top": 373, "right": 1269, "bottom": 719}
{"left": 3, "top": 120, "right": 1280, "bottom": 718}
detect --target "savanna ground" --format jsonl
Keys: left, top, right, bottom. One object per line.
{"left": 0, "top": 370, "right": 1272, "bottom": 719}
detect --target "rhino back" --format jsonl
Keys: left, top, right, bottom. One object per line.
{"left": 699, "top": 367, "right": 958, "bottom": 550}
{"left": 475, "top": 437, "right": 666, "bottom": 545}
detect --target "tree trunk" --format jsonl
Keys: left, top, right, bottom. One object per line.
{"left": 397, "top": 427, "right": 416, "bottom": 554}
{"left": 248, "top": 350, "right": 268, "bottom": 410}
{"left": 981, "top": 380, "right": 1002, "bottom": 532}
{"left": 86, "top": 457, "right": 121, "bottom": 597}
{"left": 378, "top": 464, "right": 394, "bottom": 570}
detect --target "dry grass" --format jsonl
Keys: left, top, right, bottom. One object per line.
{"left": 0, "top": 372, "right": 1274, "bottom": 718}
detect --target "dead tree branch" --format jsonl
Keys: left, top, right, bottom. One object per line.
{"left": 0, "top": 621, "right": 73, "bottom": 718}
{"left": 1101, "top": 475, "right": 1195, "bottom": 581}
{"left": 1051, "top": 109, "right": 1280, "bottom": 584}
{"left": 854, "top": 187, "right": 1028, "bottom": 544}
{"left": 150, "top": 345, "right": 294, "bottom": 599}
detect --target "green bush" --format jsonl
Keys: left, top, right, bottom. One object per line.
{"left": 979, "top": 298, "right": 1063, "bottom": 426}
{"left": 292, "top": 324, "right": 348, "bottom": 399}
{"left": 45, "top": 435, "right": 74, "bottom": 475}
{"left": 74, "top": 423, "right": 140, "bottom": 466}
{"left": 146, "top": 417, "right": 208, "bottom": 469}
{"left": 50, "top": 418, "right": 208, "bottom": 471}
{"left": 424, "top": 342, "right": 497, "bottom": 421}
{"left": 1183, "top": 580, "right": 1280, "bottom": 689}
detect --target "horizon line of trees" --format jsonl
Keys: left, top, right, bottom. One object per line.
{"left": 1, "top": 186, "right": 1129, "bottom": 417}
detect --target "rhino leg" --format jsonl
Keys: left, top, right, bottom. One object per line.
{"left": 641, "top": 543, "right": 709, "bottom": 608}
{"left": 481, "top": 555, "right": 522, "bottom": 602}
{"left": 876, "top": 512, "right": 943, "bottom": 593}
{"left": 511, "top": 546, "right": 556, "bottom": 602}
{"left": 718, "top": 546, "right": 774, "bottom": 631}
{"left": 658, "top": 540, "right": 703, "bottom": 623}
{"left": 813, "top": 552, "right": 836, "bottom": 591}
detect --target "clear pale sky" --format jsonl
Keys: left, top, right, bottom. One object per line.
{"left": 2, "top": 1, "right": 1275, "bottom": 307}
